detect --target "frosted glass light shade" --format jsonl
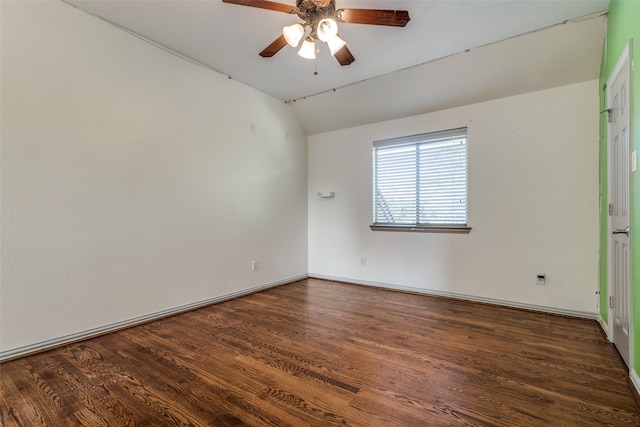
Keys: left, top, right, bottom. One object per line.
{"left": 298, "top": 38, "right": 316, "bottom": 59}
{"left": 317, "top": 18, "right": 338, "bottom": 42}
{"left": 283, "top": 23, "right": 304, "bottom": 47}
{"left": 327, "top": 35, "right": 347, "bottom": 56}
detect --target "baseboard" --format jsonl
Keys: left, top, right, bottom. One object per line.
{"left": 630, "top": 369, "right": 640, "bottom": 402}
{"left": 597, "top": 315, "right": 611, "bottom": 341}
{"left": 309, "top": 273, "right": 599, "bottom": 320}
{"left": 0, "top": 273, "right": 599, "bottom": 361}
{"left": 0, "top": 274, "right": 308, "bottom": 362}
{"left": 600, "top": 317, "right": 639, "bottom": 400}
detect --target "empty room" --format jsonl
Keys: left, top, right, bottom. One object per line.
{"left": 2, "top": 0, "right": 640, "bottom": 425}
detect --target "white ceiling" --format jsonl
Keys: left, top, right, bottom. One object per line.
{"left": 64, "top": 0, "right": 609, "bottom": 134}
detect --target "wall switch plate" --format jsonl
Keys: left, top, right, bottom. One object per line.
{"left": 536, "top": 273, "right": 546, "bottom": 285}
{"left": 632, "top": 151, "right": 637, "bottom": 172}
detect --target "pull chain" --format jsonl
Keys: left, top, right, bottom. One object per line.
{"left": 314, "top": 40, "right": 319, "bottom": 75}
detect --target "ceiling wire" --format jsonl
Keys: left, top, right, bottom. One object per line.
{"left": 284, "top": 9, "right": 608, "bottom": 104}
{"left": 60, "top": 1, "right": 606, "bottom": 105}
{"left": 61, "top": 0, "right": 233, "bottom": 81}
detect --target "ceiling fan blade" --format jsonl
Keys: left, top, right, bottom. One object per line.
{"left": 260, "top": 34, "right": 288, "bottom": 57}
{"left": 336, "top": 9, "right": 410, "bottom": 27}
{"left": 334, "top": 45, "right": 355, "bottom": 66}
{"left": 221, "top": 0, "right": 296, "bottom": 14}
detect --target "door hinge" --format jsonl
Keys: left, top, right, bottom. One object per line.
{"left": 609, "top": 203, "right": 614, "bottom": 216}
{"left": 609, "top": 296, "right": 614, "bottom": 309}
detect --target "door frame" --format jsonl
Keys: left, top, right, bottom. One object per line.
{"left": 606, "top": 40, "right": 633, "bottom": 367}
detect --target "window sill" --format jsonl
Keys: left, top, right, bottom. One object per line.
{"left": 370, "top": 224, "right": 472, "bottom": 234}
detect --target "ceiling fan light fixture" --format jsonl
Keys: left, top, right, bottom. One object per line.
{"left": 223, "top": 0, "right": 410, "bottom": 66}
{"left": 283, "top": 23, "right": 305, "bottom": 47}
{"left": 317, "top": 18, "right": 338, "bottom": 42}
{"left": 327, "top": 34, "right": 347, "bottom": 56}
{"left": 298, "top": 37, "right": 316, "bottom": 59}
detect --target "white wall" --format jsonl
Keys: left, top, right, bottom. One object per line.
{"left": 0, "top": 1, "right": 307, "bottom": 358}
{"left": 308, "top": 80, "right": 600, "bottom": 315}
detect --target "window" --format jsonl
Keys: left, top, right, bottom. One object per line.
{"left": 371, "top": 127, "right": 470, "bottom": 233}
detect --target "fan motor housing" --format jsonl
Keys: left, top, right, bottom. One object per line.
{"left": 296, "top": 0, "right": 336, "bottom": 23}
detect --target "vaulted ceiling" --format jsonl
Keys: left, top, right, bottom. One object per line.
{"left": 65, "top": 0, "right": 609, "bottom": 134}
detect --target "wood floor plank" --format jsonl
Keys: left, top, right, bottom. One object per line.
{"left": 2, "top": 278, "right": 639, "bottom": 425}
{"left": 110, "top": 333, "right": 302, "bottom": 426}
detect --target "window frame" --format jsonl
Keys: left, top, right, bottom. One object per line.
{"left": 370, "top": 127, "right": 471, "bottom": 234}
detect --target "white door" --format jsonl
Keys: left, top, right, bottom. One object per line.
{"left": 608, "top": 42, "right": 632, "bottom": 367}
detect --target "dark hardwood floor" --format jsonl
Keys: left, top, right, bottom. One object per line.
{"left": 2, "top": 278, "right": 639, "bottom": 426}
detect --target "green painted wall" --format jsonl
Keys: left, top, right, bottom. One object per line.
{"left": 599, "top": 0, "right": 640, "bottom": 373}
{"left": 599, "top": 34, "right": 609, "bottom": 323}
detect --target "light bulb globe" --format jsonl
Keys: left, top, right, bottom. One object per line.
{"left": 298, "top": 37, "right": 316, "bottom": 59}
{"left": 327, "top": 35, "right": 347, "bottom": 56}
{"left": 317, "top": 18, "right": 338, "bottom": 42}
{"left": 283, "top": 23, "right": 305, "bottom": 47}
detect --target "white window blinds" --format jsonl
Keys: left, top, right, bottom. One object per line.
{"left": 373, "top": 128, "right": 468, "bottom": 227}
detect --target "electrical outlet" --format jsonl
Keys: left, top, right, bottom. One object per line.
{"left": 251, "top": 261, "right": 259, "bottom": 271}
{"left": 361, "top": 257, "right": 367, "bottom": 266}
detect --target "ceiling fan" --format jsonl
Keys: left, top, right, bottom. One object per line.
{"left": 221, "top": 0, "right": 410, "bottom": 66}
